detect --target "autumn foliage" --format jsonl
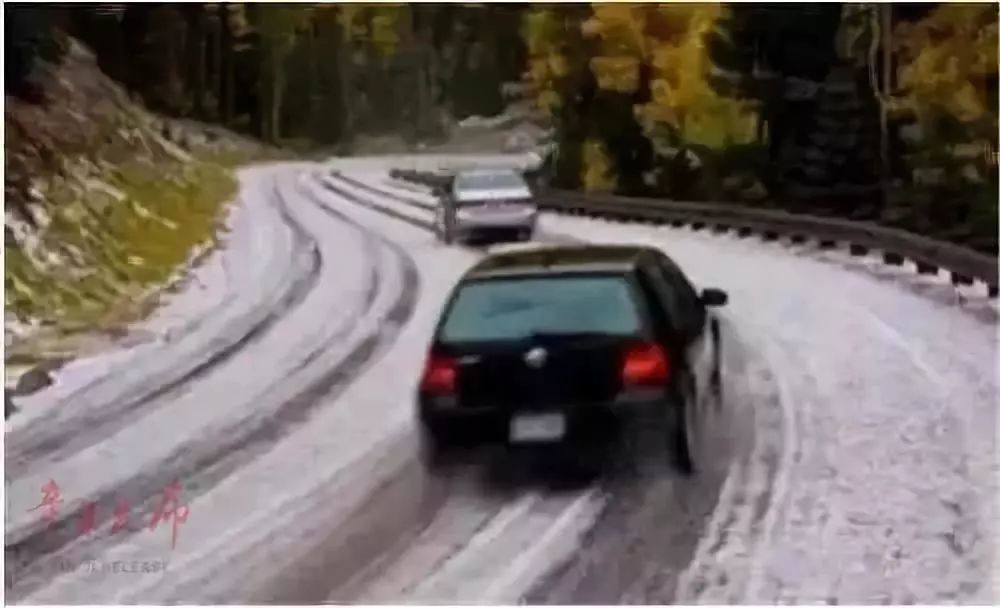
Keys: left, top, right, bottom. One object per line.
{"left": 522, "top": 3, "right": 997, "bottom": 252}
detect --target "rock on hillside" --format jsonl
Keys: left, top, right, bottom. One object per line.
{"left": 5, "top": 39, "right": 265, "bottom": 242}
{"left": 4, "top": 38, "right": 273, "bottom": 380}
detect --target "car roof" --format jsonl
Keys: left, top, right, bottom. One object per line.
{"left": 464, "top": 244, "right": 658, "bottom": 280}
{"left": 455, "top": 168, "right": 522, "bottom": 178}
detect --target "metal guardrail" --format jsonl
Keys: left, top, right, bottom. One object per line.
{"left": 389, "top": 169, "right": 998, "bottom": 296}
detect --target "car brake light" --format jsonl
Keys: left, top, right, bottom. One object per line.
{"left": 622, "top": 342, "right": 670, "bottom": 386}
{"left": 420, "top": 352, "right": 457, "bottom": 395}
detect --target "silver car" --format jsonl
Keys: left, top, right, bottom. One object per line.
{"left": 438, "top": 169, "right": 538, "bottom": 244}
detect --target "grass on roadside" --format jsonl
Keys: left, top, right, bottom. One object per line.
{"left": 5, "top": 156, "right": 238, "bottom": 359}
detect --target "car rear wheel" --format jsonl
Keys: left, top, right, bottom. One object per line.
{"left": 671, "top": 374, "right": 697, "bottom": 475}
{"left": 710, "top": 318, "right": 723, "bottom": 407}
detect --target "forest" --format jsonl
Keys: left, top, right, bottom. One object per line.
{"left": 6, "top": 2, "right": 998, "bottom": 253}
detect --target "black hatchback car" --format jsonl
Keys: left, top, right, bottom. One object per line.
{"left": 416, "top": 244, "right": 728, "bottom": 474}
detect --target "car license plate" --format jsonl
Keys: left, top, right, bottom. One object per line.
{"left": 509, "top": 413, "right": 566, "bottom": 443}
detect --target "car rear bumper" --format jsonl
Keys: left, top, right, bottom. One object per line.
{"left": 419, "top": 390, "right": 671, "bottom": 444}
{"left": 455, "top": 214, "right": 536, "bottom": 240}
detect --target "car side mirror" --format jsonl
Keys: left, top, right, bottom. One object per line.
{"left": 701, "top": 288, "right": 728, "bottom": 307}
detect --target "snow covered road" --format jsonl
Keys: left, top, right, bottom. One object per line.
{"left": 5, "top": 158, "right": 996, "bottom": 604}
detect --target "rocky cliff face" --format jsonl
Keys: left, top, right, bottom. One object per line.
{"left": 4, "top": 38, "right": 273, "bottom": 376}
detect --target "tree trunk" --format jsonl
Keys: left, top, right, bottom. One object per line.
{"left": 411, "top": 7, "right": 439, "bottom": 139}
{"left": 219, "top": 4, "right": 234, "bottom": 126}
{"left": 335, "top": 17, "right": 354, "bottom": 141}
{"left": 305, "top": 21, "right": 318, "bottom": 137}
{"left": 879, "top": 3, "right": 891, "bottom": 197}
{"left": 271, "top": 58, "right": 284, "bottom": 142}
{"left": 206, "top": 8, "right": 220, "bottom": 119}
{"left": 193, "top": 8, "right": 207, "bottom": 117}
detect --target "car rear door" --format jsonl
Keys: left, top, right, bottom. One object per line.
{"left": 646, "top": 255, "right": 712, "bottom": 399}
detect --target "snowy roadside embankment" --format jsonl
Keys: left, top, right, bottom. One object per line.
{"left": 14, "top": 164, "right": 480, "bottom": 603}
{"left": 6, "top": 165, "right": 377, "bottom": 598}
{"left": 6, "top": 39, "right": 278, "bottom": 390}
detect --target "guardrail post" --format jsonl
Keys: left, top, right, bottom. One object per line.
{"left": 950, "top": 272, "right": 973, "bottom": 286}
{"left": 882, "top": 252, "right": 904, "bottom": 266}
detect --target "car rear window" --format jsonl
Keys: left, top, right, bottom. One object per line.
{"left": 454, "top": 171, "right": 527, "bottom": 192}
{"left": 439, "top": 275, "right": 643, "bottom": 343}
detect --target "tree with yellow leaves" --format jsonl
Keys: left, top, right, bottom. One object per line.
{"left": 523, "top": 5, "right": 597, "bottom": 190}
{"left": 894, "top": 4, "right": 997, "bottom": 144}
{"left": 891, "top": 3, "right": 998, "bottom": 252}
{"left": 578, "top": 3, "right": 756, "bottom": 194}
{"left": 637, "top": 4, "right": 756, "bottom": 149}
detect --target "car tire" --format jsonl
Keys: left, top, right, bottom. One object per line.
{"left": 671, "top": 374, "right": 697, "bottom": 475}
{"left": 710, "top": 318, "right": 723, "bottom": 407}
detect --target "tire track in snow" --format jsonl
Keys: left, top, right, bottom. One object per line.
{"left": 522, "top": 317, "right": 771, "bottom": 605}
{"left": 257, "top": 456, "right": 449, "bottom": 603}
{"left": 308, "top": 171, "right": 751, "bottom": 605}
{"left": 5, "top": 183, "right": 323, "bottom": 480}
{"left": 541, "top": 211, "right": 995, "bottom": 604}
{"left": 94, "top": 171, "right": 434, "bottom": 603}
{"left": 5, "top": 168, "right": 419, "bottom": 602}
{"left": 292, "top": 171, "right": 624, "bottom": 605}
{"left": 269, "top": 167, "right": 994, "bottom": 605}
{"left": 827, "top": 298, "right": 991, "bottom": 603}
{"left": 333, "top": 171, "right": 437, "bottom": 212}
{"left": 337, "top": 473, "right": 521, "bottom": 603}
{"left": 387, "top": 489, "right": 608, "bottom": 605}
{"left": 321, "top": 174, "right": 435, "bottom": 231}
{"left": 6, "top": 174, "right": 330, "bottom": 597}
{"left": 538, "top": 216, "right": 798, "bottom": 605}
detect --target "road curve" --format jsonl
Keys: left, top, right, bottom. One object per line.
{"left": 5, "top": 159, "right": 995, "bottom": 604}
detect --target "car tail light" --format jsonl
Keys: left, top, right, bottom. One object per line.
{"left": 622, "top": 342, "right": 670, "bottom": 386}
{"left": 420, "top": 352, "right": 457, "bottom": 395}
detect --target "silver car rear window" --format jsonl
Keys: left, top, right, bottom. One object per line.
{"left": 440, "top": 275, "right": 642, "bottom": 342}
{"left": 454, "top": 171, "right": 527, "bottom": 192}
